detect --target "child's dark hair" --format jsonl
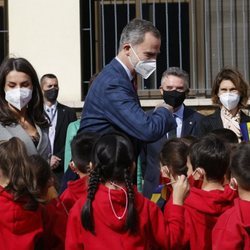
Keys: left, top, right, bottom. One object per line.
{"left": 210, "top": 128, "right": 238, "bottom": 144}
{"left": 160, "top": 138, "right": 189, "bottom": 176}
{"left": 81, "top": 132, "right": 137, "bottom": 234}
{"left": 230, "top": 142, "right": 250, "bottom": 190}
{"left": 189, "top": 134, "right": 230, "bottom": 182}
{"left": 71, "top": 131, "right": 98, "bottom": 174}
{"left": 0, "top": 137, "right": 39, "bottom": 210}
{"left": 29, "top": 154, "right": 52, "bottom": 199}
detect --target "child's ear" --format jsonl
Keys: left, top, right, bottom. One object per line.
{"left": 161, "top": 165, "right": 170, "bottom": 178}
{"left": 229, "top": 177, "right": 238, "bottom": 191}
{"left": 69, "top": 161, "right": 78, "bottom": 173}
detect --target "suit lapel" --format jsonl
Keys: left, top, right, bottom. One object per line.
{"left": 55, "top": 103, "right": 64, "bottom": 138}
{"left": 181, "top": 108, "right": 196, "bottom": 136}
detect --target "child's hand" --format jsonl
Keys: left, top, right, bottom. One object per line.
{"left": 172, "top": 175, "right": 189, "bottom": 206}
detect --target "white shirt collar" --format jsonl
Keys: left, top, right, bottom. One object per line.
{"left": 45, "top": 101, "right": 58, "bottom": 111}
{"left": 115, "top": 56, "right": 134, "bottom": 81}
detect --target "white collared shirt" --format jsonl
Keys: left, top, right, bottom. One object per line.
{"left": 173, "top": 104, "right": 184, "bottom": 137}
{"left": 115, "top": 56, "right": 134, "bottom": 82}
{"left": 44, "top": 102, "right": 58, "bottom": 154}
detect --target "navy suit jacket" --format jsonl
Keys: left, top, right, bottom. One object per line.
{"left": 198, "top": 108, "right": 250, "bottom": 137}
{"left": 80, "top": 58, "right": 176, "bottom": 147}
{"left": 141, "top": 106, "right": 204, "bottom": 198}
{"left": 53, "top": 102, "right": 77, "bottom": 173}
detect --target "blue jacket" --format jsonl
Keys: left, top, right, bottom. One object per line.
{"left": 80, "top": 58, "right": 176, "bottom": 143}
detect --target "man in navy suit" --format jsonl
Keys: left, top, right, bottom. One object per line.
{"left": 41, "top": 74, "right": 77, "bottom": 186}
{"left": 80, "top": 19, "right": 176, "bottom": 155}
{"left": 141, "top": 67, "right": 204, "bottom": 198}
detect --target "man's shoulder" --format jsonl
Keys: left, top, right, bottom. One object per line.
{"left": 184, "top": 106, "right": 204, "bottom": 120}
{"left": 57, "top": 102, "right": 75, "bottom": 112}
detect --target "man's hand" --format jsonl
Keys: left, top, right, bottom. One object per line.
{"left": 50, "top": 155, "right": 61, "bottom": 170}
{"left": 155, "top": 101, "right": 174, "bottom": 113}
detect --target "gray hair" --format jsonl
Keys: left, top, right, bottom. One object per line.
{"left": 161, "top": 67, "right": 189, "bottom": 92}
{"left": 118, "top": 18, "right": 161, "bottom": 51}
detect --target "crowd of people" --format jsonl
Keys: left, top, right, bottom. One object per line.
{"left": 0, "top": 18, "right": 250, "bottom": 249}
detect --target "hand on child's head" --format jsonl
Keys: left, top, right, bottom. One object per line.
{"left": 172, "top": 174, "right": 189, "bottom": 206}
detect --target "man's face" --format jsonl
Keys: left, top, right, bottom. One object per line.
{"left": 160, "top": 75, "right": 185, "bottom": 95}
{"left": 41, "top": 77, "right": 59, "bottom": 92}
{"left": 129, "top": 32, "right": 161, "bottom": 63}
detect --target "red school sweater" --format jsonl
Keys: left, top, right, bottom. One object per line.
{"left": 42, "top": 198, "right": 68, "bottom": 250}
{"left": 0, "top": 186, "right": 43, "bottom": 250}
{"left": 212, "top": 198, "right": 250, "bottom": 250}
{"left": 59, "top": 176, "right": 88, "bottom": 213}
{"left": 182, "top": 185, "right": 237, "bottom": 250}
{"left": 65, "top": 184, "right": 185, "bottom": 250}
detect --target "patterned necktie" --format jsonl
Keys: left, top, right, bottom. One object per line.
{"left": 168, "top": 114, "right": 177, "bottom": 139}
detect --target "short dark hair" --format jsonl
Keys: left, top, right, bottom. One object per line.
{"left": 161, "top": 67, "right": 189, "bottom": 93}
{"left": 189, "top": 134, "right": 230, "bottom": 182}
{"left": 71, "top": 131, "right": 98, "bottom": 174}
{"left": 230, "top": 142, "right": 250, "bottom": 190}
{"left": 119, "top": 18, "right": 160, "bottom": 51}
{"left": 210, "top": 128, "right": 238, "bottom": 144}
{"left": 40, "top": 73, "right": 58, "bottom": 87}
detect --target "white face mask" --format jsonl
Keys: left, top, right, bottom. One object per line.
{"left": 129, "top": 45, "right": 156, "bottom": 79}
{"left": 219, "top": 92, "right": 240, "bottom": 111}
{"left": 5, "top": 88, "right": 33, "bottom": 110}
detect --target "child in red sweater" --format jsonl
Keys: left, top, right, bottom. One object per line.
{"left": 66, "top": 132, "right": 189, "bottom": 250}
{"left": 153, "top": 137, "right": 190, "bottom": 209}
{"left": 30, "top": 154, "right": 68, "bottom": 250}
{"left": 60, "top": 131, "right": 98, "bottom": 212}
{"left": 0, "top": 137, "right": 43, "bottom": 250}
{"left": 212, "top": 142, "right": 250, "bottom": 249}
{"left": 181, "top": 134, "right": 237, "bottom": 250}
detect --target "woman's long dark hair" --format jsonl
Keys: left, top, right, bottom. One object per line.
{"left": 0, "top": 137, "right": 39, "bottom": 210}
{"left": 0, "top": 57, "right": 49, "bottom": 128}
{"left": 81, "top": 133, "right": 137, "bottom": 234}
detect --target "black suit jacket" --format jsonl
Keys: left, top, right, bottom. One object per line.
{"left": 53, "top": 102, "right": 77, "bottom": 173}
{"left": 141, "top": 106, "right": 204, "bottom": 198}
{"left": 198, "top": 108, "right": 250, "bottom": 137}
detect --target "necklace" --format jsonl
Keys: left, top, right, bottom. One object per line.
{"left": 108, "top": 182, "right": 128, "bottom": 220}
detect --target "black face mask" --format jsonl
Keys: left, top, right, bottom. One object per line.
{"left": 44, "top": 88, "right": 59, "bottom": 102}
{"left": 163, "top": 90, "right": 186, "bottom": 108}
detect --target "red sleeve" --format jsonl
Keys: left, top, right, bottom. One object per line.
{"left": 164, "top": 202, "right": 185, "bottom": 249}
{"left": 146, "top": 199, "right": 184, "bottom": 249}
{"left": 60, "top": 189, "right": 75, "bottom": 212}
{"left": 65, "top": 200, "right": 84, "bottom": 250}
{"left": 212, "top": 214, "right": 242, "bottom": 250}
{"left": 43, "top": 199, "right": 68, "bottom": 250}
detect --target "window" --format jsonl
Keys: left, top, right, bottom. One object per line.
{"left": 80, "top": 0, "right": 250, "bottom": 100}
{"left": 0, "top": 0, "right": 8, "bottom": 64}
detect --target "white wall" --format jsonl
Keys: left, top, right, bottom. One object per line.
{"left": 8, "top": 0, "right": 81, "bottom": 105}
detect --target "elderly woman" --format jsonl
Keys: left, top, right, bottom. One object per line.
{"left": 198, "top": 67, "right": 250, "bottom": 141}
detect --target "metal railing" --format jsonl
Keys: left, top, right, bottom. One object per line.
{"left": 81, "top": 0, "right": 250, "bottom": 99}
